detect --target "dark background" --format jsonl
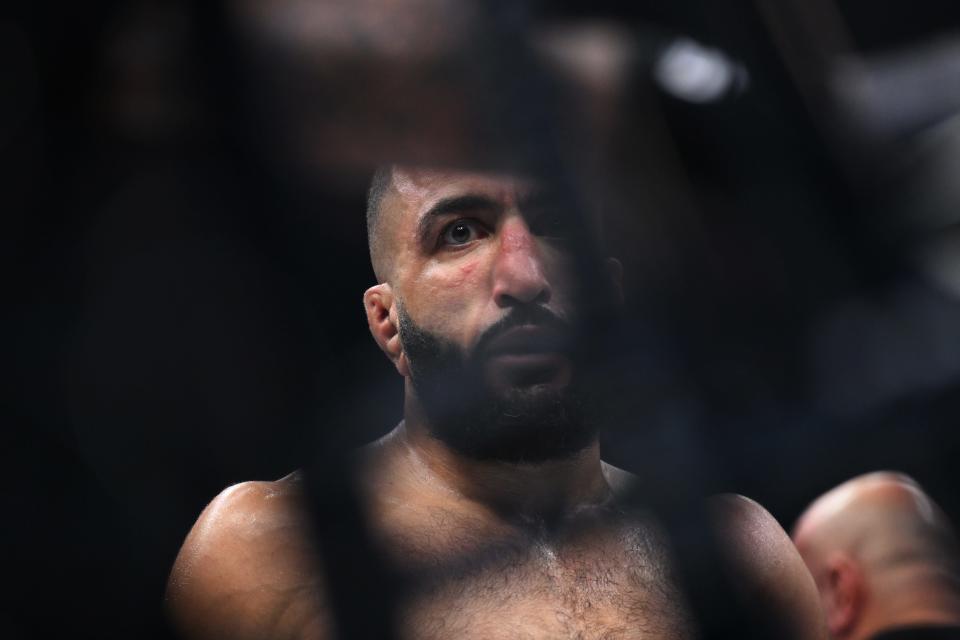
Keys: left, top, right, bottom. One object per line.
{"left": 5, "top": 1, "right": 960, "bottom": 638}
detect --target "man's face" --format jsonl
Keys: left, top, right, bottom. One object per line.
{"left": 380, "top": 167, "right": 597, "bottom": 461}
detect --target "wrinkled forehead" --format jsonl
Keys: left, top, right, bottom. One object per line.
{"left": 388, "top": 166, "right": 539, "bottom": 226}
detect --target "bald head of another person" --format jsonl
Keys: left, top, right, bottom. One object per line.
{"left": 793, "top": 472, "right": 960, "bottom": 640}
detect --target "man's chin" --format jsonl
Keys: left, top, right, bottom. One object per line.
{"left": 398, "top": 307, "right": 592, "bottom": 462}
{"left": 423, "top": 381, "right": 595, "bottom": 464}
{"left": 489, "top": 383, "right": 568, "bottom": 418}
{"left": 482, "top": 352, "right": 573, "bottom": 393}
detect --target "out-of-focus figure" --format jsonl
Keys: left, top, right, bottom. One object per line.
{"left": 793, "top": 472, "right": 960, "bottom": 640}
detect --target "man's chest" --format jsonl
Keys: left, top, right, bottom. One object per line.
{"left": 258, "top": 503, "right": 696, "bottom": 640}
{"left": 385, "top": 518, "right": 696, "bottom": 640}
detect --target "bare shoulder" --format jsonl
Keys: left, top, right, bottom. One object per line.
{"left": 166, "top": 471, "right": 329, "bottom": 640}
{"left": 708, "top": 494, "right": 827, "bottom": 640}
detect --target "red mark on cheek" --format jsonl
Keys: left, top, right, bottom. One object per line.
{"left": 444, "top": 260, "right": 480, "bottom": 288}
{"left": 422, "top": 257, "right": 483, "bottom": 289}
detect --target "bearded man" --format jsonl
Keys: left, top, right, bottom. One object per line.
{"left": 166, "top": 166, "right": 826, "bottom": 640}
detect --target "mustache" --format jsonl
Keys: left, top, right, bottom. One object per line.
{"left": 472, "top": 306, "right": 572, "bottom": 358}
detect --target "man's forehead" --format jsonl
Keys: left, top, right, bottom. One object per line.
{"left": 390, "top": 166, "right": 538, "bottom": 214}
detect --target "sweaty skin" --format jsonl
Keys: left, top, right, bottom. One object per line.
{"left": 166, "top": 168, "right": 827, "bottom": 640}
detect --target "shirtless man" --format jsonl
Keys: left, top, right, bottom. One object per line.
{"left": 166, "top": 166, "right": 826, "bottom": 639}
{"left": 792, "top": 472, "right": 960, "bottom": 640}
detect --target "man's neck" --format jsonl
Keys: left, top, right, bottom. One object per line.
{"left": 857, "top": 579, "right": 960, "bottom": 640}
{"left": 379, "top": 408, "right": 612, "bottom": 525}
{"left": 412, "top": 423, "right": 608, "bottom": 519}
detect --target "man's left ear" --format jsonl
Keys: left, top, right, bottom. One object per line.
{"left": 823, "top": 554, "right": 863, "bottom": 638}
{"left": 605, "top": 257, "right": 624, "bottom": 305}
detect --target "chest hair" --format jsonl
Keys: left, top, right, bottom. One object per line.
{"left": 386, "top": 508, "right": 697, "bottom": 640}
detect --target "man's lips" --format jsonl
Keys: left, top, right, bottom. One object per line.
{"left": 481, "top": 325, "right": 572, "bottom": 386}
{"left": 482, "top": 325, "right": 570, "bottom": 358}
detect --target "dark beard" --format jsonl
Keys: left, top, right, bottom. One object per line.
{"left": 397, "top": 304, "right": 597, "bottom": 463}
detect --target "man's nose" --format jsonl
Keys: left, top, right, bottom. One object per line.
{"left": 491, "top": 218, "right": 551, "bottom": 307}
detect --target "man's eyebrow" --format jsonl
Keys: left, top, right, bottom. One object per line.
{"left": 416, "top": 194, "right": 500, "bottom": 244}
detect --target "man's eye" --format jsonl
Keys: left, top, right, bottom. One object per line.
{"left": 440, "top": 220, "right": 483, "bottom": 246}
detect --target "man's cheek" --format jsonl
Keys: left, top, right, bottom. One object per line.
{"left": 407, "top": 305, "right": 469, "bottom": 345}
{"left": 456, "top": 260, "right": 479, "bottom": 282}
{"left": 422, "top": 293, "right": 485, "bottom": 334}
{"left": 420, "top": 253, "right": 486, "bottom": 288}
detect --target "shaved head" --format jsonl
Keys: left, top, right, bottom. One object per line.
{"left": 366, "top": 165, "right": 397, "bottom": 283}
{"left": 793, "top": 472, "right": 958, "bottom": 571}
{"left": 793, "top": 472, "right": 960, "bottom": 640}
